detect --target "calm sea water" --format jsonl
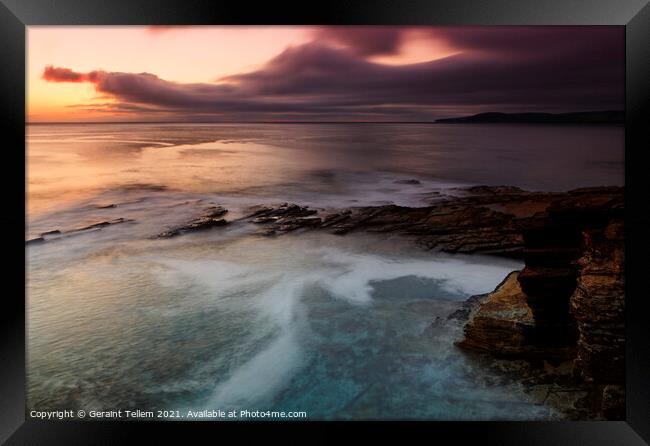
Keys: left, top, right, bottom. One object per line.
{"left": 26, "top": 123, "right": 623, "bottom": 420}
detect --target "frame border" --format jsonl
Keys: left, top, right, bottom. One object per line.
{"left": 2, "top": 0, "right": 649, "bottom": 444}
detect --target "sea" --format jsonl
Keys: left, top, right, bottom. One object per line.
{"left": 26, "top": 122, "right": 624, "bottom": 420}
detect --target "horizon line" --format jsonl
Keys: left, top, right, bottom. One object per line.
{"left": 26, "top": 110, "right": 624, "bottom": 125}
{"left": 27, "top": 121, "right": 446, "bottom": 125}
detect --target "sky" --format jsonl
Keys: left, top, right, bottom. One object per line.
{"left": 27, "top": 26, "right": 624, "bottom": 122}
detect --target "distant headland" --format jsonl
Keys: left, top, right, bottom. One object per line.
{"left": 435, "top": 110, "right": 624, "bottom": 124}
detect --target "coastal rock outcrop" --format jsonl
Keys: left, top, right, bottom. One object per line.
{"left": 570, "top": 219, "right": 625, "bottom": 385}
{"left": 26, "top": 217, "right": 135, "bottom": 245}
{"left": 244, "top": 187, "right": 565, "bottom": 255}
{"left": 156, "top": 206, "right": 229, "bottom": 238}
{"left": 456, "top": 186, "right": 624, "bottom": 419}
{"left": 456, "top": 271, "right": 540, "bottom": 357}
{"left": 245, "top": 203, "right": 320, "bottom": 235}
{"left": 517, "top": 187, "right": 623, "bottom": 348}
{"left": 242, "top": 187, "right": 622, "bottom": 262}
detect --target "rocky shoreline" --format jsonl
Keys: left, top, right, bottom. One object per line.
{"left": 230, "top": 184, "right": 625, "bottom": 419}
{"left": 29, "top": 184, "right": 624, "bottom": 419}
{"left": 150, "top": 184, "right": 624, "bottom": 419}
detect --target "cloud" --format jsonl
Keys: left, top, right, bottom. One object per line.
{"left": 433, "top": 26, "right": 622, "bottom": 57}
{"left": 42, "top": 66, "right": 99, "bottom": 83}
{"left": 314, "top": 26, "right": 622, "bottom": 60}
{"left": 313, "top": 27, "right": 405, "bottom": 56}
{"left": 42, "top": 27, "right": 624, "bottom": 121}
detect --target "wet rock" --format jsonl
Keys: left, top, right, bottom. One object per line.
{"left": 245, "top": 203, "right": 317, "bottom": 219}
{"left": 77, "top": 218, "right": 128, "bottom": 231}
{"left": 321, "top": 210, "right": 352, "bottom": 228}
{"left": 446, "top": 292, "right": 488, "bottom": 322}
{"left": 520, "top": 188, "right": 622, "bottom": 354}
{"left": 455, "top": 186, "right": 624, "bottom": 419}
{"left": 570, "top": 220, "right": 625, "bottom": 385}
{"left": 394, "top": 179, "right": 421, "bottom": 185}
{"left": 317, "top": 199, "right": 530, "bottom": 254}
{"left": 40, "top": 230, "right": 61, "bottom": 236}
{"left": 243, "top": 186, "right": 622, "bottom": 261}
{"left": 27, "top": 218, "right": 134, "bottom": 244}
{"left": 517, "top": 265, "right": 580, "bottom": 343}
{"left": 276, "top": 216, "right": 322, "bottom": 232}
{"left": 120, "top": 183, "right": 168, "bottom": 192}
{"left": 463, "top": 185, "right": 526, "bottom": 195}
{"left": 252, "top": 216, "right": 281, "bottom": 224}
{"left": 244, "top": 203, "right": 319, "bottom": 234}
{"left": 457, "top": 271, "right": 542, "bottom": 357}
{"left": 157, "top": 206, "right": 229, "bottom": 238}
{"left": 601, "top": 385, "right": 625, "bottom": 419}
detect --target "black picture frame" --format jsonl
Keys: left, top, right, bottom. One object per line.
{"left": 2, "top": 0, "right": 649, "bottom": 444}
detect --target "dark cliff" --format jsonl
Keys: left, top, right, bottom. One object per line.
{"left": 458, "top": 188, "right": 624, "bottom": 419}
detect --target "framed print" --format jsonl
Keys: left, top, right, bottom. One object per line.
{"left": 1, "top": 0, "right": 649, "bottom": 444}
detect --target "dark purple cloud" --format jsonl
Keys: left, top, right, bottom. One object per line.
{"left": 433, "top": 26, "right": 621, "bottom": 57}
{"left": 313, "top": 27, "right": 405, "bottom": 56}
{"left": 43, "top": 66, "right": 91, "bottom": 82}
{"left": 43, "top": 27, "right": 624, "bottom": 121}
{"left": 314, "top": 26, "right": 622, "bottom": 60}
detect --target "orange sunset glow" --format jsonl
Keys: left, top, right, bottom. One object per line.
{"left": 27, "top": 26, "right": 623, "bottom": 122}
{"left": 28, "top": 26, "right": 312, "bottom": 121}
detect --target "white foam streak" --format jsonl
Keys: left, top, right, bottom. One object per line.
{"left": 208, "top": 329, "right": 302, "bottom": 408}
{"left": 311, "top": 248, "right": 519, "bottom": 304}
